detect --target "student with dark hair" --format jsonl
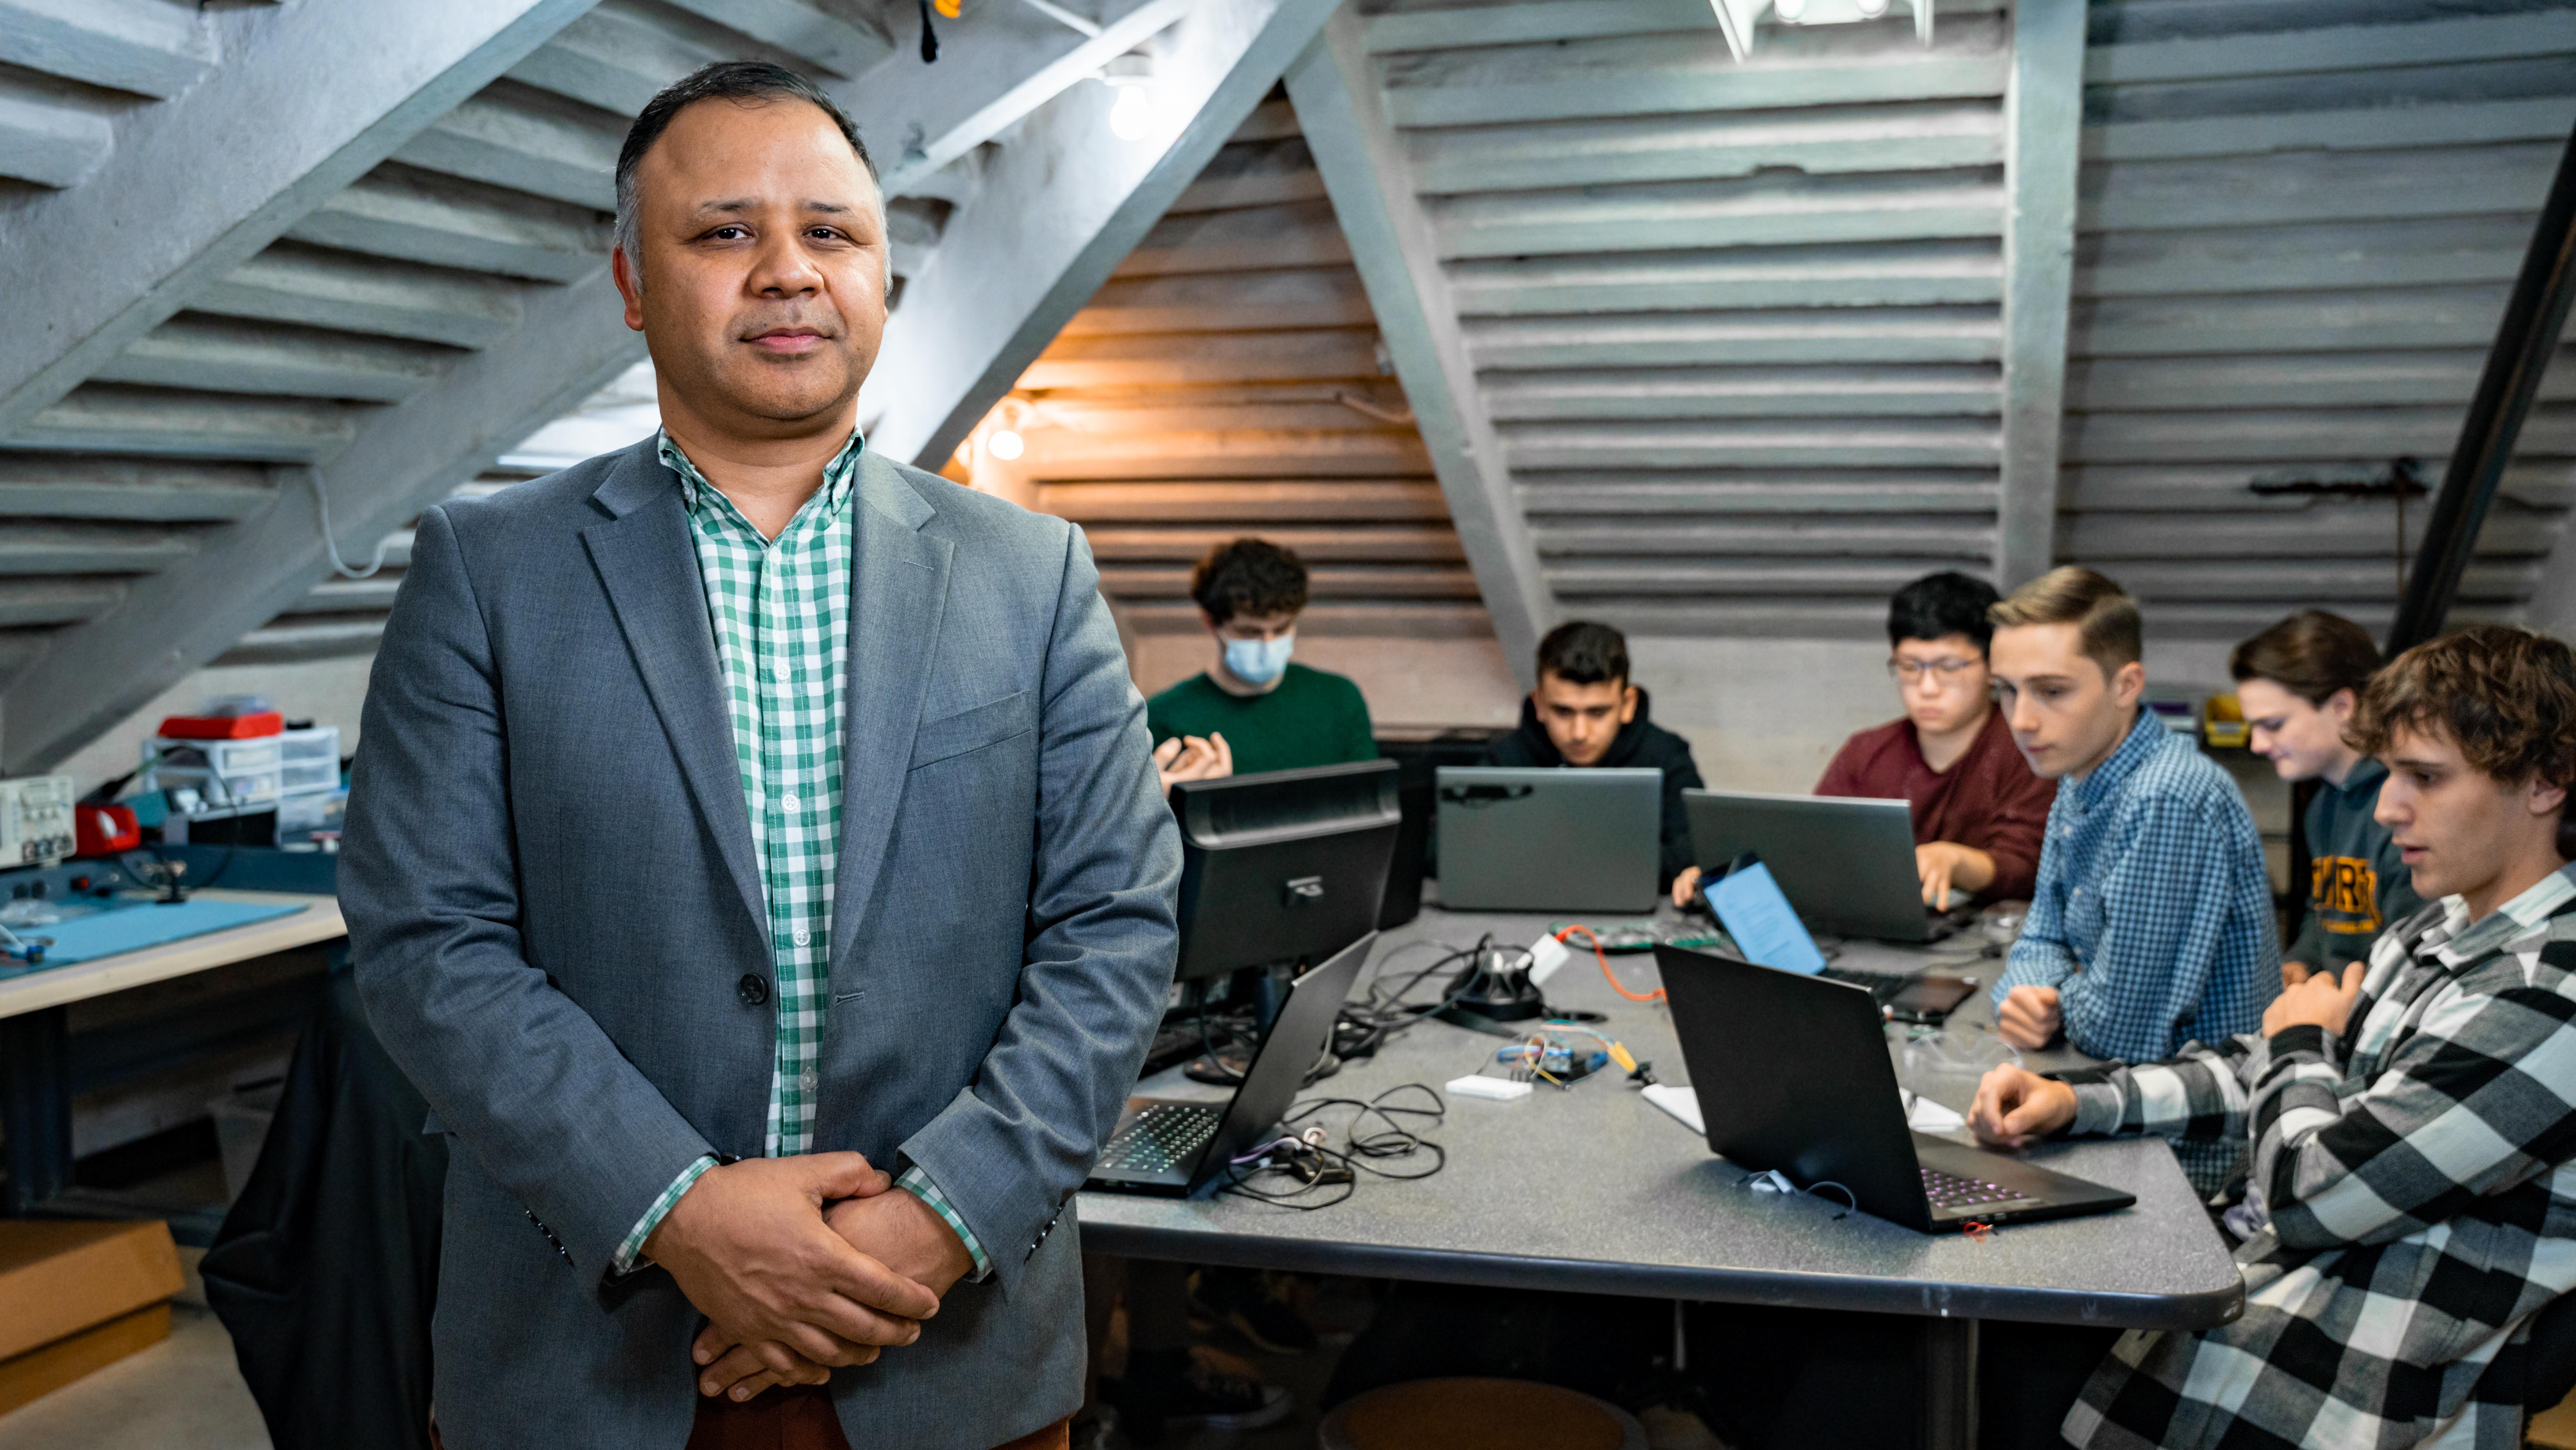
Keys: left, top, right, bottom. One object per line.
{"left": 1145, "top": 538, "right": 1375, "bottom": 786}
{"left": 1679, "top": 570, "right": 2057, "bottom": 910}
{"left": 1984, "top": 567, "right": 2276, "bottom": 1194}
{"left": 1485, "top": 621, "right": 1705, "bottom": 892}
{"left": 1966, "top": 624, "right": 2576, "bottom": 1450}
{"left": 2232, "top": 610, "right": 2424, "bottom": 987}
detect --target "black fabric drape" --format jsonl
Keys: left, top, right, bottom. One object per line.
{"left": 202, "top": 971, "right": 446, "bottom": 1450}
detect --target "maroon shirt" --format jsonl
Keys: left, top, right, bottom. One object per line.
{"left": 1814, "top": 708, "right": 2055, "bottom": 903}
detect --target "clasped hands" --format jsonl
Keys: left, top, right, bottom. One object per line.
{"left": 640, "top": 1153, "right": 974, "bottom": 1404}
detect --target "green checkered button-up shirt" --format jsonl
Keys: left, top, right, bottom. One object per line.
{"left": 611, "top": 429, "right": 988, "bottom": 1281}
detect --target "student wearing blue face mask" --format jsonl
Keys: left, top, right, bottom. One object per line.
{"left": 1145, "top": 537, "right": 1376, "bottom": 781}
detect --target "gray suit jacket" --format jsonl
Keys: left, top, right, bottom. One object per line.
{"left": 341, "top": 437, "right": 1180, "bottom": 1449}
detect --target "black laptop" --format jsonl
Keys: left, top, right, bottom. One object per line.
{"left": 1087, "top": 933, "right": 1374, "bottom": 1197}
{"left": 1653, "top": 943, "right": 2134, "bottom": 1232}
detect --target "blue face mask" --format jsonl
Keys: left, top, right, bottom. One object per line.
{"left": 1222, "top": 632, "right": 1295, "bottom": 685}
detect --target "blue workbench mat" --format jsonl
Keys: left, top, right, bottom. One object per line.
{"left": 1, "top": 899, "right": 306, "bottom": 975}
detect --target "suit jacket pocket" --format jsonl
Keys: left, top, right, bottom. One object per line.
{"left": 910, "top": 690, "right": 1036, "bottom": 771}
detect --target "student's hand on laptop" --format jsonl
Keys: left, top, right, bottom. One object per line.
{"left": 2263, "top": 960, "right": 2365, "bottom": 1039}
{"left": 1670, "top": 864, "right": 1702, "bottom": 909}
{"left": 1970, "top": 1065, "right": 2078, "bottom": 1148}
{"left": 1915, "top": 842, "right": 1993, "bottom": 907}
{"left": 1996, "top": 985, "right": 2061, "bottom": 1050}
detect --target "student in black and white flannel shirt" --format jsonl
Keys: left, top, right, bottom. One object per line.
{"left": 1971, "top": 624, "right": 2576, "bottom": 1450}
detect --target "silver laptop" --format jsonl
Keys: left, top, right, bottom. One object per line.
{"left": 1436, "top": 766, "right": 1661, "bottom": 913}
{"left": 1683, "top": 789, "right": 1955, "bottom": 943}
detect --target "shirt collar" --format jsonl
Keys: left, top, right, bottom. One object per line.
{"left": 2434, "top": 862, "right": 2576, "bottom": 967}
{"left": 2069, "top": 706, "right": 2166, "bottom": 809}
{"left": 658, "top": 427, "right": 865, "bottom": 522}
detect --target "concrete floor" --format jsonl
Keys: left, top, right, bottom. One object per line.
{"left": 0, "top": 1302, "right": 269, "bottom": 1450}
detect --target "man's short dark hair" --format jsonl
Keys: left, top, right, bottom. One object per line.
{"left": 613, "top": 61, "right": 875, "bottom": 272}
{"left": 1537, "top": 621, "right": 1630, "bottom": 689}
{"left": 2230, "top": 610, "right": 2382, "bottom": 707}
{"left": 1888, "top": 570, "right": 2001, "bottom": 653}
{"left": 1190, "top": 538, "right": 1308, "bottom": 625}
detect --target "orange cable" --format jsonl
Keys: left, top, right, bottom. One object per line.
{"left": 1554, "top": 924, "right": 1665, "bottom": 1003}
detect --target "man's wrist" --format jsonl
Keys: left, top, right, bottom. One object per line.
{"left": 620, "top": 1153, "right": 718, "bottom": 1274}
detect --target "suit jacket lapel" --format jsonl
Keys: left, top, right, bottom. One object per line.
{"left": 832, "top": 450, "right": 953, "bottom": 967}
{"left": 579, "top": 442, "right": 769, "bottom": 950}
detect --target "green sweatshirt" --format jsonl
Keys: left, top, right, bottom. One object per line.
{"left": 2286, "top": 758, "right": 2428, "bottom": 972}
{"left": 1145, "top": 663, "right": 1376, "bottom": 776}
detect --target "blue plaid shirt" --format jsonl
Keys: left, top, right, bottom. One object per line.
{"left": 1993, "top": 708, "right": 2278, "bottom": 1192}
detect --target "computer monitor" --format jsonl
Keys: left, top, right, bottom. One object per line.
{"left": 1434, "top": 766, "right": 1662, "bottom": 913}
{"left": 1169, "top": 759, "right": 1401, "bottom": 983}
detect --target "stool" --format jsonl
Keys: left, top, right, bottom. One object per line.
{"left": 1317, "top": 1377, "right": 1648, "bottom": 1450}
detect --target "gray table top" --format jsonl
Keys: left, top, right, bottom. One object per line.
{"left": 1076, "top": 905, "right": 2245, "bottom": 1331}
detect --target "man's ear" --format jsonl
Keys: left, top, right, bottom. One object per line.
{"left": 1619, "top": 684, "right": 1639, "bottom": 724}
{"left": 1200, "top": 609, "right": 1224, "bottom": 638}
{"left": 2526, "top": 772, "right": 2570, "bottom": 822}
{"left": 2324, "top": 687, "right": 2357, "bottom": 726}
{"left": 612, "top": 246, "right": 645, "bottom": 331}
{"left": 2109, "top": 659, "right": 2146, "bottom": 710}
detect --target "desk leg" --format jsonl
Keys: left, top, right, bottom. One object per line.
{"left": 1, "top": 1008, "right": 73, "bottom": 1216}
{"left": 1922, "top": 1317, "right": 1978, "bottom": 1450}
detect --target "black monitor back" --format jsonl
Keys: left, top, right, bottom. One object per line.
{"left": 1370, "top": 730, "right": 1506, "bottom": 930}
{"left": 1170, "top": 759, "right": 1401, "bottom": 981}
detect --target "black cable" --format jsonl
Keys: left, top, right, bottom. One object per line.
{"left": 1216, "top": 1083, "right": 1446, "bottom": 1209}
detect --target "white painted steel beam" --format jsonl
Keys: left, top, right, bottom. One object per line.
{"left": 0, "top": 275, "right": 640, "bottom": 774}
{"left": 1284, "top": 7, "right": 1554, "bottom": 686}
{"left": 0, "top": 0, "right": 597, "bottom": 441}
{"left": 860, "top": 0, "right": 1341, "bottom": 465}
{"left": 0, "top": 0, "right": 210, "bottom": 100}
{"left": 1995, "top": 0, "right": 2085, "bottom": 588}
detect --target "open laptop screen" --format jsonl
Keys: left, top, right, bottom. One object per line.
{"left": 1701, "top": 855, "right": 1829, "bottom": 976}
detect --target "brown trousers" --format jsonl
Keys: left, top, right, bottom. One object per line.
{"left": 684, "top": 1385, "right": 1070, "bottom": 1450}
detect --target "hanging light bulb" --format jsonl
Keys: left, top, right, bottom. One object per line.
{"left": 1854, "top": 0, "right": 1888, "bottom": 16}
{"left": 987, "top": 428, "right": 1025, "bottom": 461}
{"left": 1107, "top": 82, "right": 1157, "bottom": 141}
{"left": 1773, "top": 0, "right": 1807, "bottom": 19}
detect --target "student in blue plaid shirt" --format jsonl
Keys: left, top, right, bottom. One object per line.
{"left": 1971, "top": 624, "right": 2576, "bottom": 1450}
{"left": 1984, "top": 567, "right": 2280, "bottom": 1196}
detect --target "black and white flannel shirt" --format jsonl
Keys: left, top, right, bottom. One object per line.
{"left": 2051, "top": 863, "right": 2576, "bottom": 1450}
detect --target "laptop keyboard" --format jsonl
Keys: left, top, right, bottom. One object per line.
{"left": 1921, "top": 1167, "right": 2034, "bottom": 1212}
{"left": 1097, "top": 1103, "right": 1222, "bottom": 1175}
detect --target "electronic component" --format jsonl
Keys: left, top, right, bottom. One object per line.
{"left": 0, "top": 776, "right": 75, "bottom": 867}
{"left": 1446, "top": 1075, "right": 1531, "bottom": 1103}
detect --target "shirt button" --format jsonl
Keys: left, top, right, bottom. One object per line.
{"left": 800, "top": 1070, "right": 818, "bottom": 1092}
{"left": 782, "top": 793, "right": 800, "bottom": 811}
{"left": 792, "top": 928, "right": 812, "bottom": 947}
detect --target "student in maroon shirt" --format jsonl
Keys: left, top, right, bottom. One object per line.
{"left": 1812, "top": 571, "right": 2055, "bottom": 905}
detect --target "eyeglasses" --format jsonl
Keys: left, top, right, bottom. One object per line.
{"left": 1887, "top": 658, "right": 1983, "bottom": 683}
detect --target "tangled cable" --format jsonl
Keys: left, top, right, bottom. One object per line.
{"left": 1217, "top": 1083, "right": 1447, "bottom": 1210}
{"left": 1551, "top": 924, "right": 1665, "bottom": 1003}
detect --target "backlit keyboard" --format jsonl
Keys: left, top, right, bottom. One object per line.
{"left": 1098, "top": 1103, "right": 1221, "bottom": 1175}
{"left": 1921, "top": 1167, "right": 2032, "bottom": 1212}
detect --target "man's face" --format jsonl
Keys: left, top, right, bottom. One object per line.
{"left": 1990, "top": 622, "right": 2144, "bottom": 781}
{"left": 614, "top": 96, "right": 887, "bottom": 435}
{"left": 1205, "top": 609, "right": 1297, "bottom": 644}
{"left": 1890, "top": 633, "right": 1992, "bottom": 737}
{"left": 2239, "top": 677, "right": 2354, "bottom": 783}
{"left": 1533, "top": 673, "right": 1636, "bottom": 767}
{"left": 2374, "top": 723, "right": 2567, "bottom": 903}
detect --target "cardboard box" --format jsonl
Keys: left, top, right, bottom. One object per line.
{"left": 0, "top": 1303, "right": 172, "bottom": 1418}
{"left": 0, "top": 1221, "right": 184, "bottom": 1362}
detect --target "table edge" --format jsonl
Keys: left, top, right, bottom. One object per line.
{"left": 1073, "top": 1213, "right": 2246, "bottom": 1331}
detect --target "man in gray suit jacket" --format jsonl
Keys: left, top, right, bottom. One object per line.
{"left": 341, "top": 62, "right": 1180, "bottom": 1450}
